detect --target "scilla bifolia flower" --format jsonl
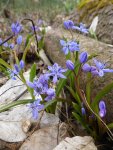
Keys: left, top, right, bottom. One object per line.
{"left": 9, "top": 60, "right": 25, "bottom": 80}
{"left": 46, "top": 63, "right": 67, "bottom": 83}
{"left": 66, "top": 60, "right": 74, "bottom": 70}
{"left": 99, "top": 101, "right": 106, "bottom": 118}
{"left": 93, "top": 59, "right": 113, "bottom": 77}
{"left": 60, "top": 40, "right": 80, "bottom": 55}
{"left": 11, "top": 22, "right": 22, "bottom": 35}
{"left": 28, "top": 98, "right": 44, "bottom": 119}
{"left": 81, "top": 107, "right": 86, "bottom": 115}
{"left": 9, "top": 43, "right": 14, "bottom": 49}
{"left": 82, "top": 64, "right": 91, "bottom": 72}
{"left": 64, "top": 20, "right": 74, "bottom": 30}
{"left": 16, "top": 35, "right": 23, "bottom": 45}
{"left": 79, "top": 52, "right": 88, "bottom": 63}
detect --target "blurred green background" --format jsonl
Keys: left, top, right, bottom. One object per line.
{"left": 0, "top": 0, "right": 81, "bottom": 21}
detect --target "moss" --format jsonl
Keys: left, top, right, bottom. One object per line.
{"left": 76, "top": 0, "right": 113, "bottom": 24}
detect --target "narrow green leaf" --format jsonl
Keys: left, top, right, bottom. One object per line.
{"left": 0, "top": 58, "right": 11, "bottom": 69}
{"left": 0, "top": 99, "right": 34, "bottom": 113}
{"left": 56, "top": 70, "right": 71, "bottom": 96}
{"left": 72, "top": 112, "right": 83, "bottom": 124}
{"left": 30, "top": 63, "right": 36, "bottom": 82}
{"left": 92, "top": 82, "right": 113, "bottom": 111}
{"left": 107, "top": 123, "right": 113, "bottom": 129}
{"left": 72, "top": 102, "right": 81, "bottom": 114}
{"left": 25, "top": 34, "right": 33, "bottom": 47}
{"left": 66, "top": 86, "right": 81, "bottom": 104}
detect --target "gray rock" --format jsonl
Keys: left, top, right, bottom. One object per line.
{"left": 19, "top": 124, "right": 68, "bottom": 150}
{"left": 53, "top": 136, "right": 97, "bottom": 150}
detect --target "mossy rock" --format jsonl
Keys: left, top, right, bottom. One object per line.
{"left": 76, "top": 0, "right": 113, "bottom": 25}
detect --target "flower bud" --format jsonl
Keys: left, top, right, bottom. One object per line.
{"left": 82, "top": 64, "right": 91, "bottom": 72}
{"left": 99, "top": 101, "right": 106, "bottom": 118}
{"left": 79, "top": 52, "right": 88, "bottom": 63}
{"left": 81, "top": 107, "right": 86, "bottom": 115}
{"left": 19, "top": 60, "right": 25, "bottom": 69}
{"left": 9, "top": 43, "right": 14, "bottom": 49}
{"left": 17, "top": 35, "right": 22, "bottom": 45}
{"left": 64, "top": 20, "right": 74, "bottom": 30}
{"left": 66, "top": 60, "right": 74, "bottom": 70}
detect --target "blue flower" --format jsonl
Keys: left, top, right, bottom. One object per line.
{"left": 81, "top": 107, "right": 86, "bottom": 115}
{"left": 19, "top": 60, "right": 25, "bottom": 69}
{"left": 46, "top": 63, "right": 67, "bottom": 83}
{"left": 82, "top": 64, "right": 91, "bottom": 72}
{"left": 9, "top": 60, "right": 25, "bottom": 80}
{"left": 99, "top": 100, "right": 106, "bottom": 118}
{"left": 73, "top": 23, "right": 89, "bottom": 34}
{"left": 11, "top": 22, "right": 22, "bottom": 35}
{"left": 66, "top": 60, "right": 74, "bottom": 70}
{"left": 0, "top": 38, "right": 2, "bottom": 44}
{"left": 45, "top": 88, "right": 55, "bottom": 101}
{"left": 27, "top": 74, "right": 49, "bottom": 95}
{"left": 9, "top": 43, "right": 14, "bottom": 49}
{"left": 60, "top": 40, "right": 80, "bottom": 55}
{"left": 31, "top": 26, "right": 39, "bottom": 31}
{"left": 94, "top": 59, "right": 113, "bottom": 77}
{"left": 79, "top": 52, "right": 88, "bottom": 63}
{"left": 3, "top": 42, "right": 8, "bottom": 47}
{"left": 16, "top": 35, "right": 23, "bottom": 45}
{"left": 28, "top": 98, "right": 44, "bottom": 119}
{"left": 64, "top": 20, "right": 74, "bottom": 30}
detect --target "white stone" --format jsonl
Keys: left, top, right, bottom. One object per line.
{"left": 0, "top": 71, "right": 30, "bottom": 105}
{"left": 53, "top": 136, "right": 97, "bottom": 150}
{"left": 19, "top": 124, "right": 67, "bottom": 150}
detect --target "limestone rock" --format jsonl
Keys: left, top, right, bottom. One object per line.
{"left": 53, "top": 136, "right": 97, "bottom": 150}
{"left": 19, "top": 124, "right": 68, "bottom": 150}
{"left": 0, "top": 71, "right": 30, "bottom": 105}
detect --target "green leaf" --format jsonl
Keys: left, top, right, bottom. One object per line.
{"left": 0, "top": 58, "right": 11, "bottom": 69}
{"left": 0, "top": 99, "right": 34, "bottom": 113}
{"left": 25, "top": 34, "right": 33, "bottom": 47}
{"left": 88, "top": 53, "right": 98, "bottom": 61}
{"left": 30, "top": 63, "right": 36, "bottom": 82}
{"left": 72, "top": 102, "right": 81, "bottom": 114}
{"left": 56, "top": 70, "right": 72, "bottom": 96}
{"left": 92, "top": 82, "right": 113, "bottom": 111}
{"left": 66, "top": 86, "right": 81, "bottom": 104}
{"left": 107, "top": 123, "right": 113, "bottom": 129}
{"left": 72, "top": 112, "right": 83, "bottom": 124}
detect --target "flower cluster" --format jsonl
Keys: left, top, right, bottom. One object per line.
{"left": 64, "top": 20, "right": 89, "bottom": 34}
{"left": 27, "top": 63, "right": 67, "bottom": 119}
{"left": 11, "top": 22, "right": 22, "bottom": 35}
{"left": 27, "top": 63, "right": 67, "bottom": 99}
{"left": 9, "top": 60, "right": 24, "bottom": 80}
{"left": 60, "top": 39, "right": 80, "bottom": 55}
{"left": 82, "top": 59, "right": 113, "bottom": 77}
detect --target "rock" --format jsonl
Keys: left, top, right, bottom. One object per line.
{"left": 19, "top": 124, "right": 68, "bottom": 150}
{"left": 96, "top": 4, "right": 113, "bottom": 44}
{"left": 0, "top": 105, "right": 32, "bottom": 142}
{"left": 53, "top": 136, "right": 97, "bottom": 150}
{"left": 44, "top": 27, "right": 113, "bottom": 123}
{"left": 0, "top": 102, "right": 60, "bottom": 143}
{"left": 39, "top": 111, "right": 60, "bottom": 128}
{"left": 0, "top": 71, "right": 30, "bottom": 105}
